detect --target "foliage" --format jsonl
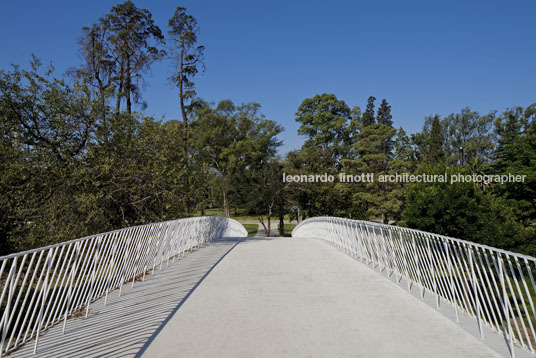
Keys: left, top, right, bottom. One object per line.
{"left": 402, "top": 164, "right": 530, "bottom": 254}
{"left": 102, "top": 1, "right": 165, "bottom": 114}
{"left": 191, "top": 100, "right": 282, "bottom": 217}
{"left": 341, "top": 97, "right": 401, "bottom": 223}
{"left": 0, "top": 1, "right": 535, "bottom": 258}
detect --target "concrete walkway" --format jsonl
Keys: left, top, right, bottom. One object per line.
{"left": 143, "top": 237, "right": 501, "bottom": 358}
{"left": 11, "top": 237, "right": 503, "bottom": 357}
{"left": 9, "top": 240, "right": 240, "bottom": 358}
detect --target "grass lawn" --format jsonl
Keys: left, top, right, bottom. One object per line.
{"left": 199, "top": 208, "right": 297, "bottom": 223}
{"left": 242, "top": 224, "right": 258, "bottom": 237}
{"left": 281, "top": 224, "right": 297, "bottom": 237}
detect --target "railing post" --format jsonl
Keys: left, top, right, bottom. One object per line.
{"left": 468, "top": 245, "right": 483, "bottom": 339}
{"left": 399, "top": 229, "right": 411, "bottom": 290}
{"left": 104, "top": 234, "right": 119, "bottom": 306}
{"left": 444, "top": 239, "right": 459, "bottom": 322}
{"left": 426, "top": 236, "right": 439, "bottom": 309}
{"left": 411, "top": 232, "right": 424, "bottom": 299}
{"left": 63, "top": 242, "right": 80, "bottom": 332}
{"left": 0, "top": 257, "right": 17, "bottom": 358}
{"left": 0, "top": 216, "right": 244, "bottom": 355}
{"left": 34, "top": 249, "right": 54, "bottom": 354}
{"left": 85, "top": 238, "right": 101, "bottom": 318}
{"left": 499, "top": 253, "right": 516, "bottom": 357}
{"left": 119, "top": 229, "right": 133, "bottom": 297}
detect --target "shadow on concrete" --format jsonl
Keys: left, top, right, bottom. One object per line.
{"left": 10, "top": 238, "right": 244, "bottom": 358}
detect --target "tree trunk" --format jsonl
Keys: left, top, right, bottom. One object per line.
{"left": 178, "top": 46, "right": 190, "bottom": 214}
{"left": 266, "top": 203, "right": 273, "bottom": 237}
{"left": 126, "top": 54, "right": 131, "bottom": 114}
{"left": 222, "top": 189, "right": 230, "bottom": 217}
{"left": 278, "top": 191, "right": 284, "bottom": 236}
{"left": 101, "top": 87, "right": 106, "bottom": 126}
{"left": 115, "top": 64, "right": 123, "bottom": 116}
{"left": 178, "top": 44, "right": 188, "bottom": 158}
{"left": 258, "top": 215, "right": 267, "bottom": 235}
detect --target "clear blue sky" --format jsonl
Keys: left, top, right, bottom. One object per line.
{"left": 1, "top": 0, "right": 535, "bottom": 154}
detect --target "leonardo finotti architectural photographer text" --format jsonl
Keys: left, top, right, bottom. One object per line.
{"left": 282, "top": 172, "right": 527, "bottom": 185}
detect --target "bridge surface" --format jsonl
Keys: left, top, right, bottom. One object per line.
{"left": 11, "top": 237, "right": 502, "bottom": 357}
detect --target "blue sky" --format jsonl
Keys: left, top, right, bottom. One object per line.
{"left": 1, "top": 0, "right": 535, "bottom": 154}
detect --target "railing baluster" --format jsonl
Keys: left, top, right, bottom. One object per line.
{"left": 0, "top": 217, "right": 246, "bottom": 355}
{"left": 291, "top": 216, "right": 536, "bottom": 357}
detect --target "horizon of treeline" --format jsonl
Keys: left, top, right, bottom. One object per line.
{"left": 0, "top": 1, "right": 534, "bottom": 257}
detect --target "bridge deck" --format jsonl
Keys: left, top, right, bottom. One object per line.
{"left": 11, "top": 237, "right": 502, "bottom": 357}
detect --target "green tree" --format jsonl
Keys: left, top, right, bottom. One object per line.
{"left": 295, "top": 93, "right": 351, "bottom": 162}
{"left": 343, "top": 97, "right": 400, "bottom": 223}
{"left": 76, "top": 21, "right": 117, "bottom": 128}
{"left": 285, "top": 145, "right": 349, "bottom": 219}
{"left": 245, "top": 158, "right": 284, "bottom": 236}
{"left": 167, "top": 7, "right": 205, "bottom": 213}
{"left": 444, "top": 108, "right": 495, "bottom": 166}
{"left": 362, "top": 96, "right": 376, "bottom": 127}
{"left": 192, "top": 100, "right": 282, "bottom": 217}
{"left": 0, "top": 58, "right": 96, "bottom": 252}
{"left": 376, "top": 98, "right": 394, "bottom": 160}
{"left": 168, "top": 7, "right": 205, "bottom": 158}
{"left": 492, "top": 104, "right": 536, "bottom": 228}
{"left": 103, "top": 0, "right": 164, "bottom": 114}
{"left": 402, "top": 164, "right": 528, "bottom": 253}
{"left": 291, "top": 94, "right": 352, "bottom": 218}
{"left": 425, "top": 115, "right": 444, "bottom": 164}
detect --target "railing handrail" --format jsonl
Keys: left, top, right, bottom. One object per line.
{"left": 293, "top": 216, "right": 536, "bottom": 263}
{"left": 0, "top": 216, "right": 246, "bottom": 356}
{"left": 293, "top": 216, "right": 536, "bottom": 357}
{"left": 0, "top": 216, "right": 245, "bottom": 261}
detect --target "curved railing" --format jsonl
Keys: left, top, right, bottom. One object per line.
{"left": 293, "top": 217, "right": 536, "bottom": 356}
{"left": 0, "top": 216, "right": 246, "bottom": 356}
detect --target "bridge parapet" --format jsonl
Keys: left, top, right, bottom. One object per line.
{"left": 0, "top": 216, "right": 246, "bottom": 356}
{"left": 293, "top": 217, "right": 536, "bottom": 357}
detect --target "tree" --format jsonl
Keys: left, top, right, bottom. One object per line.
{"left": 343, "top": 97, "right": 400, "bottom": 223}
{"left": 391, "top": 127, "right": 417, "bottom": 173}
{"left": 103, "top": 1, "right": 164, "bottom": 114}
{"left": 492, "top": 104, "right": 536, "bottom": 228}
{"left": 192, "top": 100, "right": 282, "bottom": 217}
{"left": 0, "top": 58, "right": 95, "bottom": 252}
{"left": 167, "top": 7, "right": 205, "bottom": 213}
{"left": 494, "top": 106, "right": 529, "bottom": 169}
{"left": 376, "top": 98, "right": 394, "bottom": 161}
{"left": 76, "top": 22, "right": 117, "bottom": 128}
{"left": 362, "top": 96, "right": 376, "bottom": 127}
{"left": 245, "top": 158, "right": 284, "bottom": 236}
{"left": 291, "top": 94, "right": 352, "bottom": 218}
{"left": 168, "top": 6, "right": 205, "bottom": 158}
{"left": 443, "top": 108, "right": 495, "bottom": 166}
{"left": 295, "top": 93, "right": 351, "bottom": 162}
{"left": 402, "top": 164, "right": 528, "bottom": 253}
{"left": 425, "top": 115, "right": 444, "bottom": 164}
{"left": 285, "top": 145, "right": 349, "bottom": 219}
{"left": 0, "top": 57, "right": 94, "bottom": 165}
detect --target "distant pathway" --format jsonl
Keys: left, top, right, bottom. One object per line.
{"left": 239, "top": 220, "right": 298, "bottom": 237}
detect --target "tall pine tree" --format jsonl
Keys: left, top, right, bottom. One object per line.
{"left": 343, "top": 97, "right": 400, "bottom": 223}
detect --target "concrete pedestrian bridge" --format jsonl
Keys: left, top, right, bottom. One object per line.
{"left": 1, "top": 217, "right": 535, "bottom": 357}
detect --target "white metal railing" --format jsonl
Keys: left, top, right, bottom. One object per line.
{"left": 293, "top": 217, "right": 536, "bottom": 356}
{"left": 0, "top": 216, "right": 246, "bottom": 356}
